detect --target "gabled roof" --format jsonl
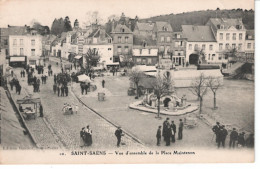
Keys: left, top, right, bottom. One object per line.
{"left": 133, "top": 35, "right": 157, "bottom": 46}
{"left": 135, "top": 22, "right": 154, "bottom": 31}
{"left": 87, "top": 28, "right": 112, "bottom": 39}
{"left": 207, "top": 18, "right": 244, "bottom": 30}
{"left": 111, "top": 24, "right": 132, "bottom": 34}
{"left": 246, "top": 30, "right": 254, "bottom": 40}
{"left": 155, "top": 21, "right": 173, "bottom": 32}
{"left": 182, "top": 25, "right": 216, "bottom": 42}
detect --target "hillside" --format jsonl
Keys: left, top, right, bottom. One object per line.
{"left": 141, "top": 9, "right": 254, "bottom": 31}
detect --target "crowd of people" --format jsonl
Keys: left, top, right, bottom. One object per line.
{"left": 53, "top": 73, "right": 71, "bottom": 97}
{"left": 156, "top": 117, "right": 184, "bottom": 146}
{"left": 212, "top": 122, "right": 254, "bottom": 149}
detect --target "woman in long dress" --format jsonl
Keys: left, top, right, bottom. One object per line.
{"left": 85, "top": 125, "right": 92, "bottom": 146}
{"left": 80, "top": 127, "right": 85, "bottom": 147}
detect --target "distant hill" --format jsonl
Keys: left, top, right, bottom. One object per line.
{"left": 141, "top": 9, "right": 254, "bottom": 31}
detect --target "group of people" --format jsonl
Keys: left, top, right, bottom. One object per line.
{"left": 20, "top": 70, "right": 26, "bottom": 78}
{"left": 80, "top": 82, "right": 90, "bottom": 95}
{"left": 156, "top": 117, "right": 184, "bottom": 146}
{"left": 80, "top": 125, "right": 93, "bottom": 147}
{"left": 10, "top": 78, "right": 22, "bottom": 95}
{"left": 212, "top": 122, "right": 254, "bottom": 148}
{"left": 41, "top": 75, "right": 48, "bottom": 84}
{"left": 53, "top": 84, "right": 69, "bottom": 97}
{"left": 32, "top": 76, "right": 41, "bottom": 93}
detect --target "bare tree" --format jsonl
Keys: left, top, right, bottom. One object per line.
{"left": 194, "top": 47, "right": 206, "bottom": 65}
{"left": 83, "top": 11, "right": 104, "bottom": 27}
{"left": 189, "top": 73, "right": 208, "bottom": 113}
{"left": 152, "top": 72, "right": 174, "bottom": 118}
{"left": 207, "top": 76, "right": 222, "bottom": 110}
{"left": 128, "top": 68, "right": 144, "bottom": 99}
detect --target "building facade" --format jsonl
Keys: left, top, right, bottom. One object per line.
{"left": 244, "top": 30, "right": 254, "bottom": 62}
{"left": 171, "top": 32, "right": 187, "bottom": 66}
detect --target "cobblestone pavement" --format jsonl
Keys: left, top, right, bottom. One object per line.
{"left": 10, "top": 58, "right": 143, "bottom": 150}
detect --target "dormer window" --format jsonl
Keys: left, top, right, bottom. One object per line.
{"left": 121, "top": 28, "right": 125, "bottom": 33}
{"left": 220, "top": 25, "right": 224, "bottom": 29}
{"left": 162, "top": 26, "right": 168, "bottom": 31}
{"left": 142, "top": 40, "right": 147, "bottom": 47}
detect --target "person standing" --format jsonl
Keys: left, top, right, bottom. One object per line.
{"left": 84, "top": 84, "right": 88, "bottom": 95}
{"left": 17, "top": 84, "right": 21, "bottom": 95}
{"left": 115, "top": 126, "right": 123, "bottom": 147}
{"left": 53, "top": 83, "right": 57, "bottom": 94}
{"left": 156, "top": 126, "right": 162, "bottom": 146}
{"left": 80, "top": 83, "right": 84, "bottom": 95}
{"left": 65, "top": 85, "right": 68, "bottom": 96}
{"left": 84, "top": 125, "right": 92, "bottom": 146}
{"left": 74, "top": 104, "right": 78, "bottom": 114}
{"left": 171, "top": 120, "right": 176, "bottom": 143}
{"left": 218, "top": 125, "right": 228, "bottom": 148}
{"left": 229, "top": 128, "right": 238, "bottom": 148}
{"left": 80, "top": 127, "right": 86, "bottom": 147}
{"left": 57, "top": 85, "right": 60, "bottom": 97}
{"left": 11, "top": 70, "right": 13, "bottom": 77}
{"left": 102, "top": 79, "right": 105, "bottom": 88}
{"left": 178, "top": 119, "right": 184, "bottom": 140}
{"left": 41, "top": 75, "right": 44, "bottom": 84}
{"left": 61, "top": 85, "right": 65, "bottom": 97}
{"left": 39, "top": 104, "right": 43, "bottom": 117}
{"left": 162, "top": 117, "right": 170, "bottom": 141}
{"left": 165, "top": 124, "right": 171, "bottom": 146}
{"left": 237, "top": 132, "right": 245, "bottom": 147}
{"left": 245, "top": 133, "right": 254, "bottom": 148}
{"left": 212, "top": 122, "right": 221, "bottom": 143}
{"left": 54, "top": 74, "right": 57, "bottom": 84}
{"left": 20, "top": 70, "right": 23, "bottom": 78}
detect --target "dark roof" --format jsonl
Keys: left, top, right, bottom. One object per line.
{"left": 155, "top": 21, "right": 173, "bottom": 32}
{"left": 88, "top": 29, "right": 99, "bottom": 37}
{"left": 182, "top": 25, "right": 216, "bottom": 42}
{"left": 135, "top": 22, "right": 154, "bottom": 31}
{"left": 133, "top": 35, "right": 157, "bottom": 46}
{"left": 0, "top": 26, "right": 29, "bottom": 36}
{"left": 246, "top": 30, "right": 254, "bottom": 40}
{"left": 112, "top": 24, "right": 132, "bottom": 34}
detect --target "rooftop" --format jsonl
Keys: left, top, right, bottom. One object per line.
{"left": 182, "top": 25, "right": 216, "bottom": 42}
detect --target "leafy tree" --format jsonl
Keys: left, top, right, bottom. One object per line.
{"left": 31, "top": 20, "right": 50, "bottom": 35}
{"left": 195, "top": 47, "right": 206, "bottom": 65}
{"left": 83, "top": 48, "right": 100, "bottom": 74}
{"left": 189, "top": 73, "right": 208, "bottom": 114}
{"left": 64, "top": 16, "right": 72, "bottom": 32}
{"left": 152, "top": 72, "right": 174, "bottom": 118}
{"left": 224, "top": 47, "right": 238, "bottom": 68}
{"left": 83, "top": 11, "right": 104, "bottom": 27}
{"left": 51, "top": 18, "right": 64, "bottom": 36}
{"left": 129, "top": 68, "right": 144, "bottom": 99}
{"left": 207, "top": 76, "right": 222, "bottom": 109}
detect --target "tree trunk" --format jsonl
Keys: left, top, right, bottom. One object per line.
{"left": 157, "top": 97, "right": 160, "bottom": 118}
{"left": 214, "top": 92, "right": 217, "bottom": 109}
{"left": 136, "top": 82, "right": 139, "bottom": 99}
{"left": 199, "top": 97, "right": 203, "bottom": 114}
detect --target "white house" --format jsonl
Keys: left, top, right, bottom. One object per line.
{"left": 9, "top": 30, "right": 42, "bottom": 66}
{"left": 182, "top": 25, "right": 218, "bottom": 64}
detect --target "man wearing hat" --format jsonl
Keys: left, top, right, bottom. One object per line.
{"left": 217, "top": 125, "right": 228, "bottom": 148}
{"left": 212, "top": 122, "right": 221, "bottom": 143}
{"left": 162, "top": 117, "right": 170, "bottom": 141}
{"left": 156, "top": 126, "right": 162, "bottom": 146}
{"left": 229, "top": 128, "right": 238, "bottom": 148}
{"left": 115, "top": 126, "right": 123, "bottom": 147}
{"left": 238, "top": 132, "right": 245, "bottom": 147}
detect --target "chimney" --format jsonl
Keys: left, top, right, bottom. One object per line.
{"left": 112, "top": 19, "right": 115, "bottom": 32}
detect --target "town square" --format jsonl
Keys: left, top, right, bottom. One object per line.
{"left": 0, "top": 0, "right": 255, "bottom": 164}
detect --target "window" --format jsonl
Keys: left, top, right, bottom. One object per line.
{"left": 136, "top": 58, "right": 141, "bottom": 63}
{"left": 31, "top": 49, "right": 35, "bottom": 56}
{"left": 225, "top": 43, "right": 230, "bottom": 49}
{"left": 166, "top": 36, "right": 171, "bottom": 42}
{"left": 239, "top": 33, "right": 243, "bottom": 40}
{"left": 13, "top": 39, "right": 17, "bottom": 46}
{"left": 13, "top": 48, "right": 17, "bottom": 55}
{"left": 4, "top": 39, "right": 8, "bottom": 45}
{"left": 108, "top": 39, "right": 112, "bottom": 43}
{"left": 5, "top": 49, "right": 8, "bottom": 55}
{"left": 125, "top": 46, "right": 129, "bottom": 53}
{"left": 31, "top": 39, "right": 35, "bottom": 46}
{"left": 117, "top": 46, "right": 121, "bottom": 53}
{"left": 147, "top": 58, "right": 152, "bottom": 65}
{"left": 194, "top": 44, "right": 198, "bottom": 50}
{"left": 209, "top": 45, "right": 213, "bottom": 50}
{"left": 161, "top": 36, "right": 165, "bottom": 42}
{"left": 220, "top": 33, "right": 223, "bottom": 40}
{"left": 232, "top": 44, "right": 236, "bottom": 49}
{"left": 212, "top": 54, "right": 215, "bottom": 60}
{"left": 218, "top": 54, "right": 223, "bottom": 60}
{"left": 180, "top": 41, "right": 183, "bottom": 46}
{"left": 232, "top": 33, "right": 236, "bottom": 40}
{"left": 108, "top": 48, "right": 112, "bottom": 51}
{"left": 219, "top": 43, "right": 223, "bottom": 50}
{"left": 20, "top": 48, "right": 24, "bottom": 55}
{"left": 118, "top": 37, "right": 121, "bottom": 43}
{"left": 121, "top": 28, "right": 125, "bottom": 33}
{"left": 20, "top": 39, "right": 23, "bottom": 45}
{"left": 148, "top": 49, "right": 151, "bottom": 54}
{"left": 208, "top": 54, "right": 211, "bottom": 60}
{"left": 202, "top": 44, "right": 206, "bottom": 50}
{"left": 125, "top": 37, "right": 129, "bottom": 43}
{"left": 247, "top": 43, "right": 251, "bottom": 49}
{"left": 189, "top": 44, "right": 192, "bottom": 50}
{"left": 238, "top": 44, "right": 242, "bottom": 50}
{"left": 226, "top": 33, "right": 230, "bottom": 40}
{"left": 139, "top": 49, "right": 142, "bottom": 54}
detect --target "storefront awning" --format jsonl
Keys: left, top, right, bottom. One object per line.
{"left": 74, "top": 55, "right": 82, "bottom": 59}
{"left": 10, "top": 57, "right": 25, "bottom": 62}
{"left": 106, "top": 62, "right": 119, "bottom": 66}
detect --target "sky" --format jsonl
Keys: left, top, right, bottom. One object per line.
{"left": 0, "top": 0, "right": 255, "bottom": 28}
